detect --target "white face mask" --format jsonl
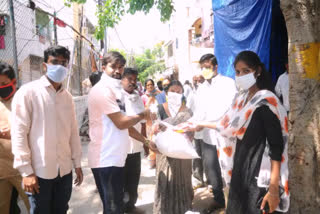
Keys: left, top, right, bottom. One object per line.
{"left": 235, "top": 72, "right": 256, "bottom": 91}
{"left": 46, "top": 64, "right": 68, "bottom": 83}
{"left": 167, "top": 92, "right": 183, "bottom": 117}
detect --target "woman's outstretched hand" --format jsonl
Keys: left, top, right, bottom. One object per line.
{"left": 151, "top": 123, "right": 167, "bottom": 136}
{"left": 173, "top": 122, "right": 203, "bottom": 133}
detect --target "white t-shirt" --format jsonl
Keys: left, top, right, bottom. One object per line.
{"left": 184, "top": 84, "right": 195, "bottom": 112}
{"left": 122, "top": 89, "right": 146, "bottom": 154}
{"left": 191, "top": 74, "right": 237, "bottom": 145}
{"left": 183, "top": 84, "right": 193, "bottom": 98}
{"left": 190, "top": 82, "right": 207, "bottom": 139}
{"left": 275, "top": 72, "right": 289, "bottom": 111}
{"left": 88, "top": 73, "right": 130, "bottom": 168}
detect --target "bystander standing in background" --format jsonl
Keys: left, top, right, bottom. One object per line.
{"left": 0, "top": 61, "right": 30, "bottom": 214}
{"left": 275, "top": 63, "right": 289, "bottom": 112}
{"left": 11, "top": 46, "right": 83, "bottom": 214}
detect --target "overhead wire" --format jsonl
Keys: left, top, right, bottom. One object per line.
{"left": 9, "top": 0, "right": 100, "bottom": 57}
{"left": 17, "top": 18, "right": 53, "bottom": 57}
{"left": 6, "top": 1, "right": 51, "bottom": 57}
{"left": 114, "top": 27, "right": 128, "bottom": 52}
{"left": 32, "top": 0, "right": 54, "bottom": 10}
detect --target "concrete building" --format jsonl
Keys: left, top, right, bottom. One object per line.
{"left": 0, "top": 0, "right": 100, "bottom": 94}
{"left": 163, "top": 0, "right": 214, "bottom": 83}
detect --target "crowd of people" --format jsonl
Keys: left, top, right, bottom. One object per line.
{"left": 0, "top": 45, "right": 290, "bottom": 214}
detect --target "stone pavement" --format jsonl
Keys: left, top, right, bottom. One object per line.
{"left": 19, "top": 142, "right": 226, "bottom": 214}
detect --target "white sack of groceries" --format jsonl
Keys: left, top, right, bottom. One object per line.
{"left": 154, "top": 129, "right": 200, "bottom": 159}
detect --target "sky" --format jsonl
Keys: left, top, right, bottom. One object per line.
{"left": 106, "top": 9, "right": 170, "bottom": 54}
{"left": 33, "top": 0, "right": 170, "bottom": 54}
{"left": 80, "top": 1, "right": 171, "bottom": 54}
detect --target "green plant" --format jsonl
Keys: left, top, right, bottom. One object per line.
{"left": 135, "top": 45, "right": 166, "bottom": 83}
{"left": 113, "top": 43, "right": 166, "bottom": 83}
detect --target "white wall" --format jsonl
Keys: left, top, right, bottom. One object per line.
{"left": 166, "top": 0, "right": 213, "bottom": 83}
{"left": 0, "top": 0, "right": 51, "bottom": 64}
{"left": 73, "top": 95, "right": 88, "bottom": 128}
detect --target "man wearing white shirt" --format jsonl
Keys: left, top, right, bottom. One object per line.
{"left": 88, "top": 52, "right": 157, "bottom": 214}
{"left": 121, "top": 68, "right": 147, "bottom": 213}
{"left": 11, "top": 46, "right": 83, "bottom": 214}
{"left": 192, "top": 54, "right": 237, "bottom": 211}
{"left": 192, "top": 74, "right": 205, "bottom": 91}
{"left": 275, "top": 64, "right": 289, "bottom": 112}
{"left": 191, "top": 74, "right": 206, "bottom": 187}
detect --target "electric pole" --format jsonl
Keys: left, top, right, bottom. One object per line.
{"left": 78, "top": 6, "right": 84, "bottom": 95}
{"left": 53, "top": 11, "right": 58, "bottom": 45}
{"left": 8, "top": 0, "right": 19, "bottom": 85}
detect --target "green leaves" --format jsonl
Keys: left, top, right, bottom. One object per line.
{"left": 157, "top": 0, "right": 174, "bottom": 22}
{"left": 127, "top": 0, "right": 155, "bottom": 15}
{"left": 64, "top": 0, "right": 86, "bottom": 7}
{"left": 64, "top": 0, "right": 174, "bottom": 40}
{"left": 94, "top": 0, "right": 126, "bottom": 40}
{"left": 135, "top": 45, "right": 166, "bottom": 83}
{"left": 141, "top": 62, "right": 166, "bottom": 81}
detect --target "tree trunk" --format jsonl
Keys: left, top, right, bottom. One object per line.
{"left": 280, "top": 1, "right": 320, "bottom": 213}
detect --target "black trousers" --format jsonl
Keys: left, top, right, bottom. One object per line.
{"left": 27, "top": 172, "right": 72, "bottom": 214}
{"left": 10, "top": 187, "right": 20, "bottom": 214}
{"left": 192, "top": 138, "right": 205, "bottom": 183}
{"left": 123, "top": 152, "right": 141, "bottom": 211}
{"left": 92, "top": 167, "right": 125, "bottom": 214}
{"left": 201, "top": 140, "right": 225, "bottom": 206}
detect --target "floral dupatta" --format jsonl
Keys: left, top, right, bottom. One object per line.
{"left": 215, "top": 89, "right": 290, "bottom": 212}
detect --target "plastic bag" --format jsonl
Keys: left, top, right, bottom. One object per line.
{"left": 154, "top": 127, "right": 200, "bottom": 159}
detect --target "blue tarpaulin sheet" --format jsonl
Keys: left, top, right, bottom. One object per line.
{"left": 212, "top": 0, "right": 238, "bottom": 10}
{"left": 213, "top": 0, "right": 272, "bottom": 78}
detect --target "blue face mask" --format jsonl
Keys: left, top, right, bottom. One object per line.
{"left": 46, "top": 64, "right": 68, "bottom": 83}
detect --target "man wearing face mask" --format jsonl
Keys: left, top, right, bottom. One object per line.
{"left": 88, "top": 52, "right": 157, "bottom": 214}
{"left": 191, "top": 54, "right": 237, "bottom": 212}
{"left": 11, "top": 46, "right": 83, "bottom": 214}
{"left": 0, "top": 62, "right": 30, "bottom": 213}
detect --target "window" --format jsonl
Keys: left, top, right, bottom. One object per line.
{"left": 35, "top": 9, "right": 51, "bottom": 43}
